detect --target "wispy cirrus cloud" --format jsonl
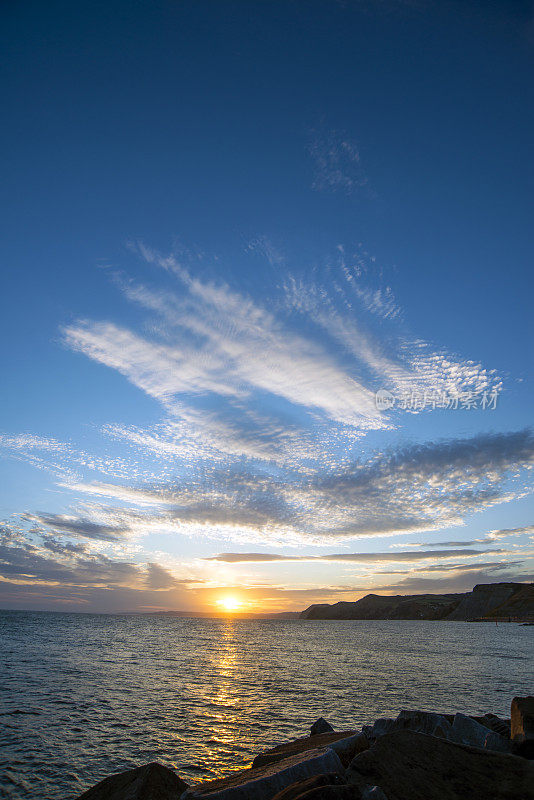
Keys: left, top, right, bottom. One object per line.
{"left": 0, "top": 432, "right": 148, "bottom": 483}
{"left": 488, "top": 523, "right": 534, "bottom": 539}
{"left": 404, "top": 523, "right": 534, "bottom": 548}
{"left": 24, "top": 513, "right": 130, "bottom": 542}
{"left": 26, "top": 428, "right": 534, "bottom": 548}
{"left": 58, "top": 243, "right": 502, "bottom": 475}
{"left": 64, "top": 291, "right": 380, "bottom": 431}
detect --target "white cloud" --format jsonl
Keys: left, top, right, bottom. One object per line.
{"left": 24, "top": 428, "right": 534, "bottom": 550}
{"left": 206, "top": 548, "right": 505, "bottom": 563}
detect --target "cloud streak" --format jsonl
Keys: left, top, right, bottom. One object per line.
{"left": 206, "top": 548, "right": 505, "bottom": 563}
{"left": 22, "top": 428, "right": 534, "bottom": 548}
{"left": 58, "top": 244, "right": 502, "bottom": 474}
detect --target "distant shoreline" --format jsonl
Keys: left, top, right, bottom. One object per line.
{"left": 1, "top": 607, "right": 533, "bottom": 623}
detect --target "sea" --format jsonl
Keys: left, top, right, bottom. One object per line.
{"left": 0, "top": 611, "right": 532, "bottom": 799}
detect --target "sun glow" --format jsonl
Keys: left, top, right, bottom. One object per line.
{"left": 217, "top": 596, "right": 242, "bottom": 612}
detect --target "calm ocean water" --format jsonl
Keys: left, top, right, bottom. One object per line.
{"left": 0, "top": 611, "right": 532, "bottom": 799}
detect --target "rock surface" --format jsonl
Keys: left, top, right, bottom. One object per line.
{"left": 270, "top": 772, "right": 347, "bottom": 800}
{"left": 252, "top": 731, "right": 362, "bottom": 769}
{"left": 362, "top": 708, "right": 511, "bottom": 751}
{"left": 476, "top": 712, "right": 510, "bottom": 738}
{"left": 310, "top": 717, "right": 335, "bottom": 735}
{"left": 362, "top": 710, "right": 452, "bottom": 742}
{"left": 446, "top": 582, "right": 531, "bottom": 620}
{"left": 75, "top": 762, "right": 188, "bottom": 800}
{"left": 451, "top": 712, "right": 510, "bottom": 751}
{"left": 346, "top": 729, "right": 534, "bottom": 799}
{"left": 182, "top": 747, "right": 345, "bottom": 800}
{"left": 328, "top": 734, "right": 370, "bottom": 767}
{"left": 511, "top": 695, "right": 534, "bottom": 758}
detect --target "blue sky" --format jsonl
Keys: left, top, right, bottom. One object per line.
{"left": 1, "top": 0, "right": 533, "bottom": 612}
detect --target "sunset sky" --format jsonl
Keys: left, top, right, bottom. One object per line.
{"left": 1, "top": 0, "right": 533, "bottom": 613}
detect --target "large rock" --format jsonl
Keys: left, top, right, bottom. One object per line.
{"left": 270, "top": 772, "right": 347, "bottom": 800}
{"left": 252, "top": 731, "right": 359, "bottom": 769}
{"left": 182, "top": 747, "right": 345, "bottom": 800}
{"left": 484, "top": 730, "right": 511, "bottom": 753}
{"left": 75, "top": 762, "right": 187, "bottom": 800}
{"left": 511, "top": 696, "right": 534, "bottom": 758}
{"left": 362, "top": 710, "right": 452, "bottom": 741}
{"left": 311, "top": 718, "right": 335, "bottom": 735}
{"left": 476, "top": 713, "right": 510, "bottom": 738}
{"left": 346, "top": 729, "right": 534, "bottom": 800}
{"left": 328, "top": 734, "right": 370, "bottom": 767}
{"left": 450, "top": 712, "right": 510, "bottom": 752}
{"left": 361, "top": 719, "right": 396, "bottom": 740}
{"left": 395, "top": 709, "right": 453, "bottom": 739}
{"left": 362, "top": 709, "right": 511, "bottom": 751}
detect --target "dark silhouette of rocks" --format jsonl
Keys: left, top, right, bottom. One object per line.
{"left": 511, "top": 696, "right": 534, "bottom": 759}
{"left": 300, "top": 583, "right": 534, "bottom": 620}
{"left": 310, "top": 717, "right": 335, "bottom": 735}
{"left": 181, "top": 747, "right": 345, "bottom": 800}
{"left": 346, "top": 729, "right": 534, "bottom": 799}
{"left": 270, "top": 772, "right": 348, "bottom": 800}
{"left": 75, "top": 762, "right": 188, "bottom": 800}
{"left": 252, "top": 731, "right": 366, "bottom": 769}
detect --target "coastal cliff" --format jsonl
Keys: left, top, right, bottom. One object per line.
{"left": 300, "top": 583, "right": 534, "bottom": 621}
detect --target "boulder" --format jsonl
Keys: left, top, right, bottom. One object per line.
{"left": 395, "top": 709, "right": 453, "bottom": 739}
{"left": 362, "top": 710, "right": 453, "bottom": 742}
{"left": 328, "top": 734, "right": 370, "bottom": 767}
{"left": 450, "top": 712, "right": 510, "bottom": 751}
{"left": 270, "top": 772, "right": 347, "bottom": 800}
{"left": 253, "top": 731, "right": 359, "bottom": 769}
{"left": 484, "top": 730, "right": 511, "bottom": 753}
{"left": 476, "top": 713, "right": 510, "bottom": 738}
{"left": 450, "top": 713, "right": 488, "bottom": 747}
{"left": 346, "top": 729, "right": 534, "bottom": 800}
{"left": 182, "top": 747, "right": 345, "bottom": 800}
{"left": 311, "top": 718, "right": 335, "bottom": 735}
{"left": 511, "top": 695, "right": 534, "bottom": 758}
{"left": 75, "top": 762, "right": 187, "bottom": 800}
{"left": 361, "top": 719, "right": 395, "bottom": 740}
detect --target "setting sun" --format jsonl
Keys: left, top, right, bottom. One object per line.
{"left": 217, "top": 596, "right": 242, "bottom": 612}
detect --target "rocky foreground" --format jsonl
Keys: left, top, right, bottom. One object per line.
{"left": 76, "top": 696, "right": 534, "bottom": 800}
